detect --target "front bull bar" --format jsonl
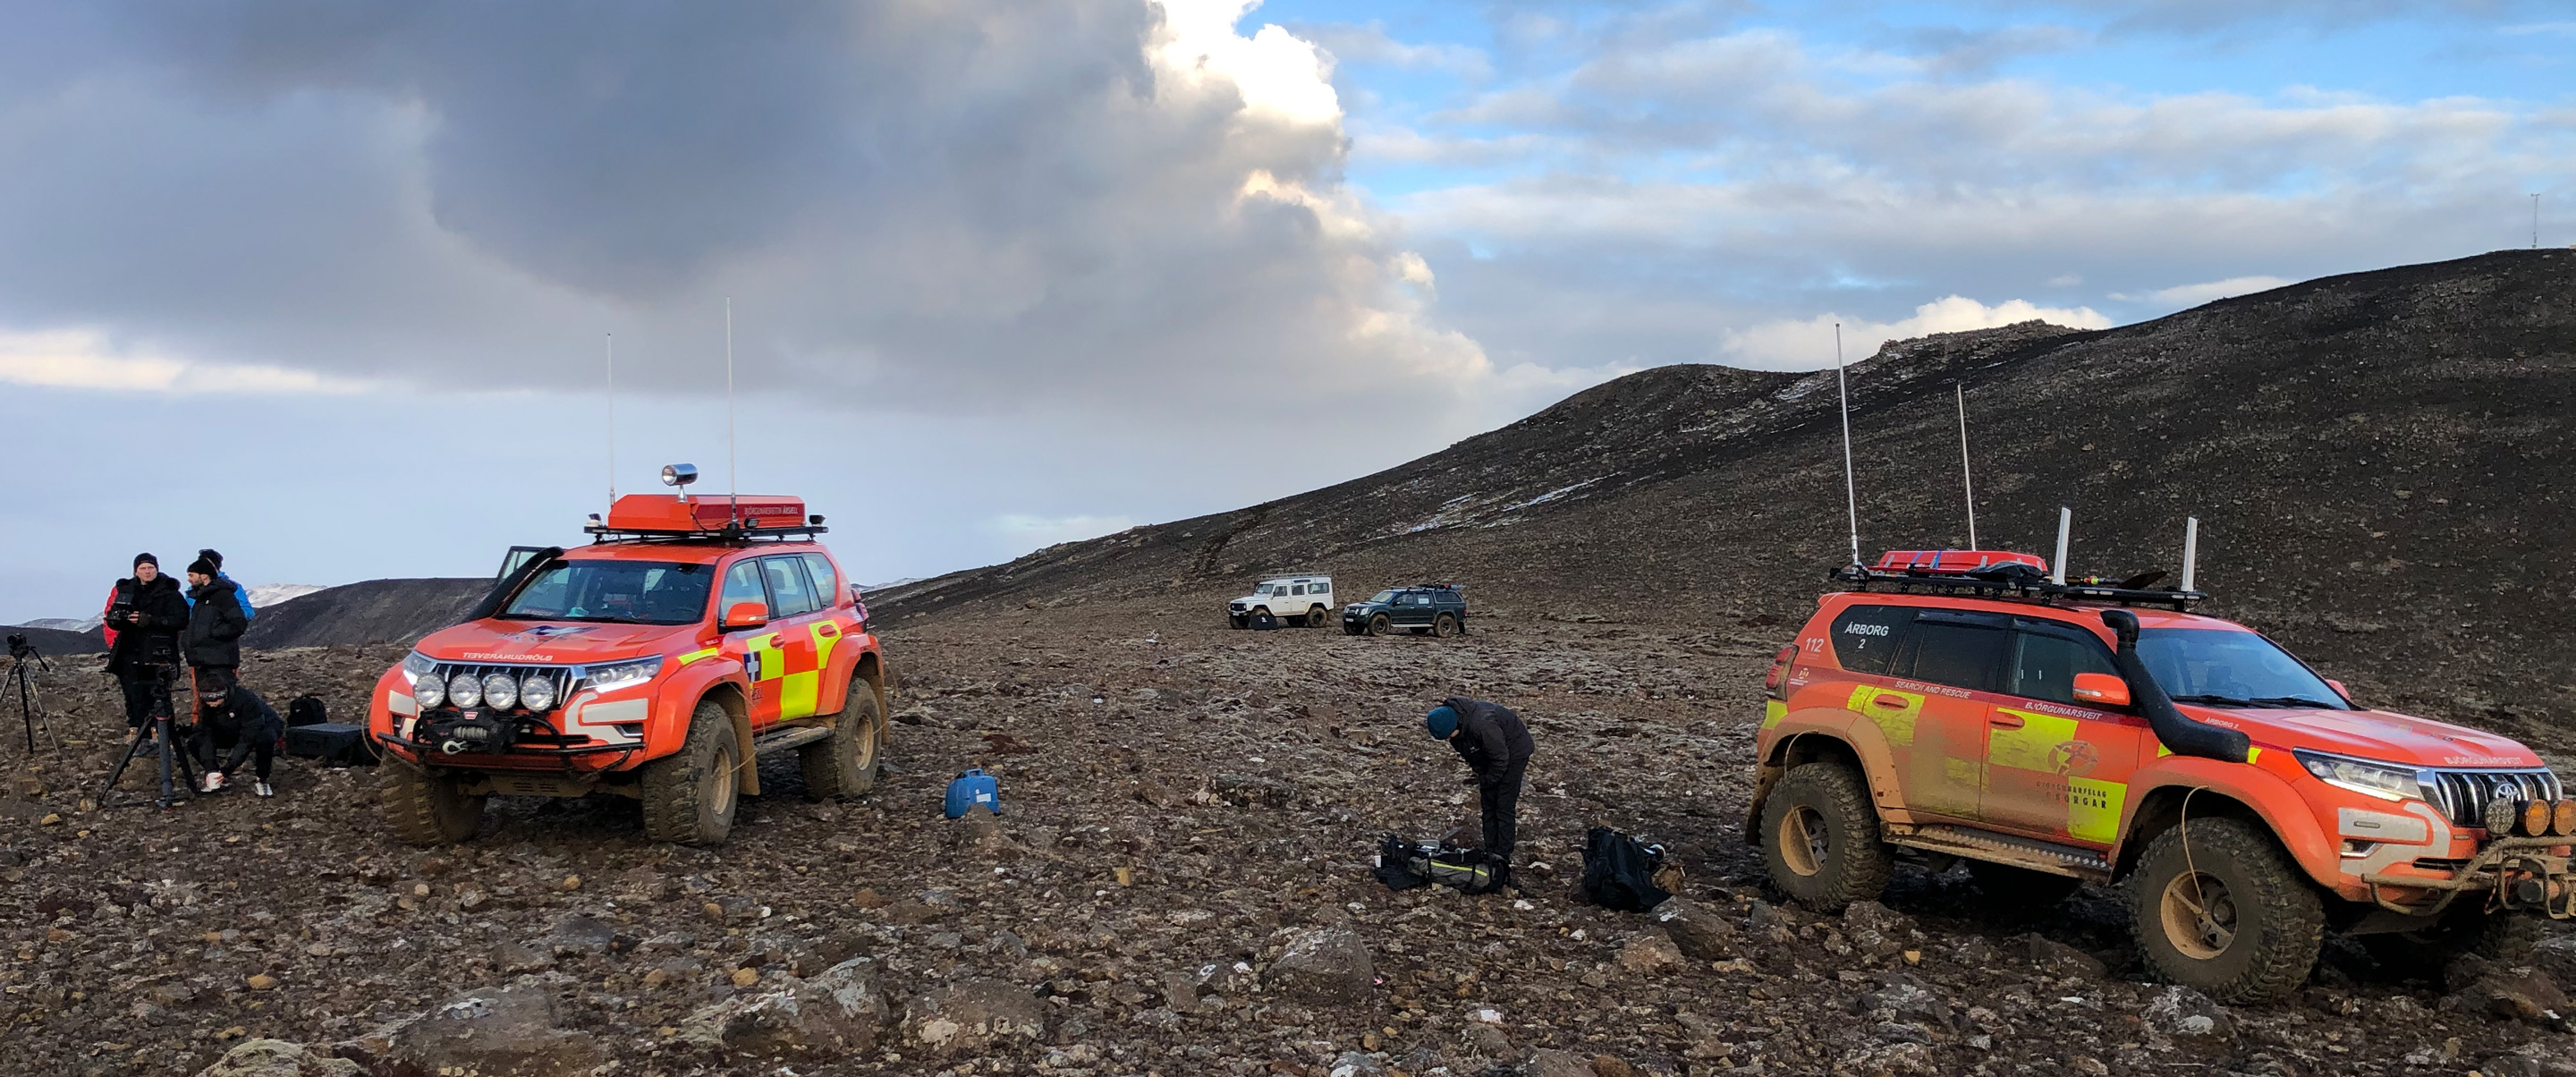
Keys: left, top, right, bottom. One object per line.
{"left": 2362, "top": 835, "right": 2576, "bottom": 918}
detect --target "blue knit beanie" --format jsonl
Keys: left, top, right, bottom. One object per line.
{"left": 1426, "top": 705, "right": 1459, "bottom": 739}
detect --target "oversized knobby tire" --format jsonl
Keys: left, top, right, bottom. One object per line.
{"left": 1229, "top": 615, "right": 1248, "bottom": 630}
{"left": 801, "top": 683, "right": 884, "bottom": 800}
{"left": 1308, "top": 606, "right": 1330, "bottom": 628}
{"left": 1759, "top": 760, "right": 1894, "bottom": 913}
{"left": 1432, "top": 613, "right": 1459, "bottom": 638}
{"left": 2128, "top": 817, "right": 2324, "bottom": 1003}
{"left": 1367, "top": 614, "right": 1391, "bottom": 637}
{"left": 640, "top": 700, "right": 743, "bottom": 845}
{"left": 381, "top": 762, "right": 485, "bottom": 846}
{"left": 1970, "top": 859, "right": 2084, "bottom": 908}
{"left": 2360, "top": 903, "right": 2543, "bottom": 981}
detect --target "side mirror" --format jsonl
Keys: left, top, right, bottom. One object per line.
{"left": 721, "top": 601, "right": 770, "bottom": 631}
{"left": 2326, "top": 679, "right": 2351, "bottom": 701}
{"left": 2072, "top": 672, "right": 2131, "bottom": 708}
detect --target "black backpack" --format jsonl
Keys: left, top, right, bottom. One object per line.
{"left": 1374, "top": 834, "right": 1503, "bottom": 895}
{"left": 1580, "top": 827, "right": 1672, "bottom": 912}
{"left": 287, "top": 695, "right": 327, "bottom": 727}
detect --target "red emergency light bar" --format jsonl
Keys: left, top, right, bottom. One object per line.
{"left": 1871, "top": 549, "right": 2049, "bottom": 575}
{"left": 595, "top": 494, "right": 818, "bottom": 536}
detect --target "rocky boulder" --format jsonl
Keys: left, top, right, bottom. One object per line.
{"left": 904, "top": 978, "right": 1045, "bottom": 1055}
{"left": 1650, "top": 897, "right": 1738, "bottom": 961}
{"left": 195, "top": 1039, "right": 362, "bottom": 1077}
{"left": 1266, "top": 926, "right": 1376, "bottom": 1005}
{"left": 384, "top": 984, "right": 606, "bottom": 1077}
{"left": 679, "top": 956, "right": 891, "bottom": 1057}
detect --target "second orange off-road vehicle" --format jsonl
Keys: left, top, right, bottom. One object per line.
{"left": 1752, "top": 548, "right": 2572, "bottom": 1003}
{"left": 366, "top": 475, "right": 890, "bottom": 846}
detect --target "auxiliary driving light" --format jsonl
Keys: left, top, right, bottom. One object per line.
{"left": 2522, "top": 800, "right": 2555, "bottom": 837}
{"left": 482, "top": 672, "right": 520, "bottom": 712}
{"left": 413, "top": 668, "right": 446, "bottom": 709}
{"left": 2486, "top": 798, "right": 2519, "bottom": 835}
{"left": 2555, "top": 800, "right": 2576, "bottom": 837}
{"left": 447, "top": 671, "right": 483, "bottom": 709}
{"left": 520, "top": 674, "right": 557, "bottom": 712}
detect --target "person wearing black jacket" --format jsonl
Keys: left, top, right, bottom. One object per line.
{"left": 191, "top": 683, "right": 281, "bottom": 797}
{"left": 1426, "top": 696, "right": 1536, "bottom": 885}
{"left": 105, "top": 554, "right": 191, "bottom": 731}
{"left": 182, "top": 556, "right": 249, "bottom": 700}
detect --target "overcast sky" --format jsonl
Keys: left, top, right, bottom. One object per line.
{"left": 3, "top": 0, "right": 2568, "bottom": 623}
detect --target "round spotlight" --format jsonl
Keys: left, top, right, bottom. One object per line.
{"left": 520, "top": 674, "right": 557, "bottom": 712}
{"left": 2485, "top": 797, "right": 2518, "bottom": 835}
{"left": 413, "top": 668, "right": 446, "bottom": 709}
{"left": 2521, "top": 800, "right": 2553, "bottom": 837}
{"left": 661, "top": 462, "right": 699, "bottom": 488}
{"left": 2553, "top": 799, "right": 2576, "bottom": 837}
{"left": 483, "top": 672, "right": 520, "bottom": 712}
{"left": 446, "top": 671, "right": 482, "bottom": 709}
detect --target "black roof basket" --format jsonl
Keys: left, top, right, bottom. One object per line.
{"left": 1830, "top": 561, "right": 2204, "bottom": 612}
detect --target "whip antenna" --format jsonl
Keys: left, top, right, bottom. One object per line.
{"left": 725, "top": 297, "right": 737, "bottom": 523}
{"left": 1955, "top": 382, "right": 1977, "bottom": 550}
{"left": 1835, "top": 322, "right": 1860, "bottom": 568}
{"left": 606, "top": 333, "right": 615, "bottom": 501}
{"left": 2181, "top": 516, "right": 2200, "bottom": 593}
{"left": 2052, "top": 506, "right": 2072, "bottom": 585}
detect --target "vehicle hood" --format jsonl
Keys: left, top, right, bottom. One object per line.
{"left": 1231, "top": 595, "right": 1262, "bottom": 606}
{"left": 413, "top": 620, "right": 706, "bottom": 666}
{"left": 1343, "top": 602, "right": 1384, "bottom": 615}
{"left": 2187, "top": 703, "right": 2544, "bottom": 768}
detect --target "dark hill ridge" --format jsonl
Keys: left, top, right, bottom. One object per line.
{"left": 877, "top": 249, "right": 2576, "bottom": 744}
{"left": 240, "top": 577, "right": 489, "bottom": 649}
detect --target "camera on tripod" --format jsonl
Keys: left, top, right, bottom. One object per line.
{"left": 6, "top": 633, "right": 31, "bottom": 661}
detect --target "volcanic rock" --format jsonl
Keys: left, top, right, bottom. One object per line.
{"left": 1267, "top": 926, "right": 1376, "bottom": 1005}
{"left": 904, "top": 978, "right": 1045, "bottom": 1054}
{"left": 384, "top": 984, "right": 606, "bottom": 1077}
{"left": 193, "top": 1039, "right": 362, "bottom": 1077}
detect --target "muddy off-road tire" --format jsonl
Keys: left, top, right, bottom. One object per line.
{"left": 1759, "top": 761, "right": 1894, "bottom": 913}
{"left": 1433, "top": 613, "right": 1459, "bottom": 638}
{"left": 2360, "top": 903, "right": 2543, "bottom": 981}
{"left": 1308, "top": 606, "right": 1330, "bottom": 628}
{"left": 2129, "top": 817, "right": 2324, "bottom": 1004}
{"left": 1368, "top": 614, "right": 1392, "bottom": 637}
{"left": 801, "top": 686, "right": 884, "bottom": 799}
{"left": 641, "top": 700, "right": 742, "bottom": 845}
{"left": 1970, "top": 859, "right": 2085, "bottom": 908}
{"left": 1229, "top": 615, "right": 1248, "bottom": 630}
{"left": 381, "top": 762, "right": 485, "bottom": 845}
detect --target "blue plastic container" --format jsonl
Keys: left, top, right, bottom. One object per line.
{"left": 945, "top": 767, "right": 1001, "bottom": 818}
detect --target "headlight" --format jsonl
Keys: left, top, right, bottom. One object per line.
{"left": 402, "top": 650, "right": 437, "bottom": 683}
{"left": 412, "top": 664, "right": 446, "bottom": 708}
{"left": 482, "top": 672, "right": 520, "bottom": 711}
{"left": 2295, "top": 750, "right": 2426, "bottom": 802}
{"left": 447, "top": 671, "right": 482, "bottom": 709}
{"left": 520, "top": 674, "right": 557, "bottom": 712}
{"left": 586, "top": 657, "right": 662, "bottom": 691}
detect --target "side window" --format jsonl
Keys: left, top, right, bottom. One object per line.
{"left": 718, "top": 560, "right": 767, "bottom": 618}
{"left": 760, "top": 556, "right": 820, "bottom": 617}
{"left": 2011, "top": 623, "right": 2122, "bottom": 704}
{"left": 799, "top": 553, "right": 837, "bottom": 604}
{"left": 1291, "top": 584, "right": 1306, "bottom": 597}
{"left": 1826, "top": 605, "right": 1915, "bottom": 674}
{"left": 1895, "top": 615, "right": 2010, "bottom": 692}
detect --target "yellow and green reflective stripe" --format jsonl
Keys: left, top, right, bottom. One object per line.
{"left": 676, "top": 647, "right": 723, "bottom": 666}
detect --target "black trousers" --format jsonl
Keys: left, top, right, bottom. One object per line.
{"left": 193, "top": 722, "right": 275, "bottom": 781}
{"left": 1479, "top": 754, "right": 1530, "bottom": 865}
{"left": 119, "top": 665, "right": 178, "bottom": 727}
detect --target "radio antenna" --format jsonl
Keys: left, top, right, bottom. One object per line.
{"left": 725, "top": 297, "right": 738, "bottom": 524}
{"left": 2180, "top": 516, "right": 2200, "bottom": 592}
{"left": 1955, "top": 382, "right": 1977, "bottom": 550}
{"left": 606, "top": 333, "right": 615, "bottom": 502}
{"left": 1835, "top": 322, "right": 1860, "bottom": 568}
{"left": 2052, "top": 506, "right": 2072, "bottom": 585}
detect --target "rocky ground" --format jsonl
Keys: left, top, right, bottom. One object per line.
{"left": 9, "top": 600, "right": 2576, "bottom": 1077}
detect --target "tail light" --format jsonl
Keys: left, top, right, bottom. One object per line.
{"left": 1764, "top": 645, "right": 1798, "bottom": 701}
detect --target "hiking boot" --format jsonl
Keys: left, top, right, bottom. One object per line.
{"left": 200, "top": 771, "right": 226, "bottom": 793}
{"left": 253, "top": 781, "right": 275, "bottom": 799}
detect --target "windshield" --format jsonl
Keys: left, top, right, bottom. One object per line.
{"left": 2136, "top": 628, "right": 2349, "bottom": 709}
{"left": 1368, "top": 590, "right": 1396, "bottom": 604}
{"left": 502, "top": 561, "right": 715, "bottom": 625}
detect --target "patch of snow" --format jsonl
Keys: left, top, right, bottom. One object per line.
{"left": 244, "top": 583, "right": 326, "bottom": 609}
{"left": 23, "top": 616, "right": 98, "bottom": 632}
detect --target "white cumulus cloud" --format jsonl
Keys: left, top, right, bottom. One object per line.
{"left": 1720, "top": 297, "right": 2113, "bottom": 371}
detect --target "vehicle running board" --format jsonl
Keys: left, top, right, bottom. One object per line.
{"left": 751, "top": 725, "right": 833, "bottom": 755}
{"left": 1885, "top": 824, "right": 2112, "bottom": 880}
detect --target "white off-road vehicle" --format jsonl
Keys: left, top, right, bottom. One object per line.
{"left": 1228, "top": 574, "right": 1334, "bottom": 628}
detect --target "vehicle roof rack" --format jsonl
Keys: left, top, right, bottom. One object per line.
{"left": 1409, "top": 582, "right": 1462, "bottom": 591}
{"left": 583, "top": 523, "right": 829, "bottom": 545}
{"left": 1833, "top": 551, "right": 2203, "bottom": 612}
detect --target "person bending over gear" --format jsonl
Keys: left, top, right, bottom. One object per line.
{"left": 182, "top": 555, "right": 249, "bottom": 702}
{"left": 192, "top": 683, "right": 281, "bottom": 797}
{"left": 1426, "top": 696, "right": 1535, "bottom": 886}
{"left": 104, "top": 553, "right": 190, "bottom": 733}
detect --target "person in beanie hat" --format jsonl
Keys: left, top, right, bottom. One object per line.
{"left": 182, "top": 555, "right": 249, "bottom": 723}
{"left": 1424, "top": 697, "right": 1536, "bottom": 887}
{"left": 191, "top": 681, "right": 282, "bottom": 797}
{"left": 195, "top": 548, "right": 258, "bottom": 624}
{"left": 104, "top": 553, "right": 191, "bottom": 728}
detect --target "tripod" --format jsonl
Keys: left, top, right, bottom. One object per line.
{"left": 97, "top": 668, "right": 197, "bottom": 811}
{"left": 5, "top": 635, "right": 59, "bottom": 755}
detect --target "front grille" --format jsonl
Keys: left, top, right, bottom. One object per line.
{"left": 421, "top": 661, "right": 587, "bottom": 715}
{"left": 2426, "top": 768, "right": 2563, "bottom": 829}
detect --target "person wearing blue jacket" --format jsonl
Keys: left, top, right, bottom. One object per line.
{"left": 191, "top": 548, "right": 257, "bottom": 624}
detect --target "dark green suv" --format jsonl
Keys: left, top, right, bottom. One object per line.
{"left": 1341, "top": 584, "right": 1468, "bottom": 637}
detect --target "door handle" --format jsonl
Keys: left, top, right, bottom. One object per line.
{"left": 1988, "top": 714, "right": 2025, "bottom": 729}
{"left": 1871, "top": 695, "right": 1909, "bottom": 709}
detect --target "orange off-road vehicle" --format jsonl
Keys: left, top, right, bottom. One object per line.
{"left": 1752, "top": 549, "right": 2570, "bottom": 1002}
{"left": 367, "top": 479, "right": 889, "bottom": 846}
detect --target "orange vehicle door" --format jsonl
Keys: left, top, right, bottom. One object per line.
{"left": 1979, "top": 619, "right": 2147, "bottom": 846}
{"left": 757, "top": 555, "right": 832, "bottom": 723}
{"left": 1877, "top": 608, "right": 2013, "bottom": 821}
{"left": 716, "top": 558, "right": 784, "bottom": 726}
